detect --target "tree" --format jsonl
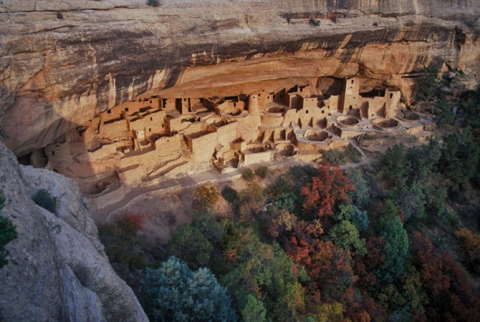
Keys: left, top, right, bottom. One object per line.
{"left": 399, "top": 180, "right": 426, "bottom": 223}
{"left": 410, "top": 232, "right": 480, "bottom": 321}
{"left": 377, "top": 144, "right": 406, "bottom": 184}
{"left": 316, "top": 302, "right": 348, "bottom": 322}
{"left": 332, "top": 203, "right": 369, "bottom": 232}
{"left": 0, "top": 191, "right": 17, "bottom": 269}
{"left": 439, "top": 127, "right": 480, "bottom": 192}
{"left": 236, "top": 183, "right": 266, "bottom": 222}
{"left": 329, "top": 220, "right": 367, "bottom": 256}
{"left": 374, "top": 201, "right": 409, "bottom": 285}
{"left": 141, "top": 257, "right": 237, "bottom": 322}
{"left": 221, "top": 186, "right": 238, "bottom": 203}
{"left": 413, "top": 66, "right": 439, "bottom": 105}
{"left": 32, "top": 188, "right": 57, "bottom": 214}
{"left": 346, "top": 169, "right": 370, "bottom": 209}
{"left": 193, "top": 185, "right": 220, "bottom": 212}
{"left": 350, "top": 206, "right": 369, "bottom": 232}
{"left": 282, "top": 220, "right": 356, "bottom": 303}
{"left": 459, "top": 88, "right": 480, "bottom": 128}
{"left": 435, "top": 97, "right": 455, "bottom": 125}
{"left": 242, "top": 168, "right": 256, "bottom": 181}
{"left": 169, "top": 224, "right": 213, "bottom": 269}
{"left": 241, "top": 294, "right": 267, "bottom": 322}
{"left": 302, "top": 162, "right": 354, "bottom": 221}
{"left": 220, "top": 225, "right": 306, "bottom": 321}
{"left": 98, "top": 213, "right": 148, "bottom": 272}
{"left": 455, "top": 228, "right": 480, "bottom": 274}
{"left": 146, "top": 0, "right": 159, "bottom": 7}
{"left": 255, "top": 165, "right": 268, "bottom": 178}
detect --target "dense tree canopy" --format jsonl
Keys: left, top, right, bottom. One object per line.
{"left": 375, "top": 201, "right": 409, "bottom": 285}
{"left": 302, "top": 163, "right": 354, "bottom": 221}
{"left": 141, "top": 257, "right": 237, "bottom": 322}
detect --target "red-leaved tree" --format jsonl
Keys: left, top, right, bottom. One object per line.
{"left": 301, "top": 162, "right": 354, "bottom": 226}
{"left": 410, "top": 232, "right": 480, "bottom": 321}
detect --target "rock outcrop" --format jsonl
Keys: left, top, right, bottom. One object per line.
{"left": 0, "top": 0, "right": 479, "bottom": 155}
{"left": 0, "top": 141, "right": 147, "bottom": 321}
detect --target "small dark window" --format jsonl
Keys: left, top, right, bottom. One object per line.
{"left": 125, "top": 107, "right": 129, "bottom": 112}
{"left": 390, "top": 93, "right": 393, "bottom": 98}
{"left": 258, "top": 94, "right": 261, "bottom": 97}
{"left": 267, "top": 96, "right": 270, "bottom": 99}
{"left": 52, "top": 151, "right": 55, "bottom": 156}
{"left": 162, "top": 124, "right": 164, "bottom": 128}
{"left": 349, "top": 105, "right": 352, "bottom": 110}
{"left": 107, "top": 110, "right": 111, "bottom": 114}
{"left": 322, "top": 110, "right": 324, "bottom": 113}
{"left": 184, "top": 98, "right": 186, "bottom": 101}
{"left": 149, "top": 128, "right": 151, "bottom": 132}
{"left": 234, "top": 103, "right": 236, "bottom": 107}
{"left": 150, "top": 100, "right": 152, "bottom": 103}
{"left": 306, "top": 110, "right": 309, "bottom": 114}
{"left": 150, "top": 117, "right": 153, "bottom": 121}
{"left": 351, "top": 80, "right": 354, "bottom": 84}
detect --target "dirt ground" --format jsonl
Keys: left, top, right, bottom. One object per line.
{"left": 108, "top": 164, "right": 290, "bottom": 244}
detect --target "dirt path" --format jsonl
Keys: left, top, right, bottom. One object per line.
{"left": 90, "top": 157, "right": 372, "bottom": 224}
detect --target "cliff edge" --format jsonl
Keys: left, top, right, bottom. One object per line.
{"left": 0, "top": 141, "right": 147, "bottom": 321}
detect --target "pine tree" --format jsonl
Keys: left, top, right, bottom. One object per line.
{"left": 375, "top": 201, "right": 409, "bottom": 285}
{"left": 141, "top": 257, "right": 237, "bottom": 322}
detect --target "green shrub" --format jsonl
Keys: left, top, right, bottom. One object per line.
{"left": 344, "top": 144, "right": 362, "bottom": 163}
{"left": 33, "top": 189, "right": 57, "bottom": 214}
{"left": 129, "top": 255, "right": 148, "bottom": 270}
{"left": 323, "top": 149, "right": 345, "bottom": 165}
{"left": 146, "top": 0, "right": 159, "bottom": 6}
{"left": 255, "top": 165, "right": 268, "bottom": 178}
{"left": 0, "top": 191, "right": 17, "bottom": 269}
{"left": 323, "top": 145, "right": 362, "bottom": 165}
{"left": 221, "top": 186, "right": 238, "bottom": 203}
{"left": 309, "top": 18, "right": 320, "bottom": 26}
{"left": 193, "top": 185, "right": 220, "bottom": 212}
{"left": 242, "top": 168, "right": 255, "bottom": 181}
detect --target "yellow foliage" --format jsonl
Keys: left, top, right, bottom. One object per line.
{"left": 455, "top": 228, "right": 480, "bottom": 262}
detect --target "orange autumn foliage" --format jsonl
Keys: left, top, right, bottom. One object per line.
{"left": 455, "top": 228, "right": 480, "bottom": 265}
{"left": 302, "top": 162, "right": 354, "bottom": 220}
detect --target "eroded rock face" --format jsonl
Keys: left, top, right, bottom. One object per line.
{"left": 0, "top": 0, "right": 479, "bottom": 155}
{"left": 0, "top": 141, "right": 147, "bottom": 321}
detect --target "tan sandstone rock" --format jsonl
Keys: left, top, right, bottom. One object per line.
{"left": 0, "top": 0, "right": 478, "bottom": 156}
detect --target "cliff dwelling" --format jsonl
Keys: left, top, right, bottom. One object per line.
{"left": 25, "top": 77, "right": 431, "bottom": 197}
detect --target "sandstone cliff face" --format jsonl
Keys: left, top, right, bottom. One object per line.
{"left": 0, "top": 0, "right": 479, "bottom": 155}
{"left": 0, "top": 141, "right": 147, "bottom": 321}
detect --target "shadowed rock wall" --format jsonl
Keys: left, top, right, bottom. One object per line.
{"left": 0, "top": 0, "right": 479, "bottom": 155}
{"left": 0, "top": 141, "right": 148, "bottom": 321}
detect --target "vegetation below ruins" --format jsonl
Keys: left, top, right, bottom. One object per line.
{"left": 98, "top": 74, "right": 480, "bottom": 321}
